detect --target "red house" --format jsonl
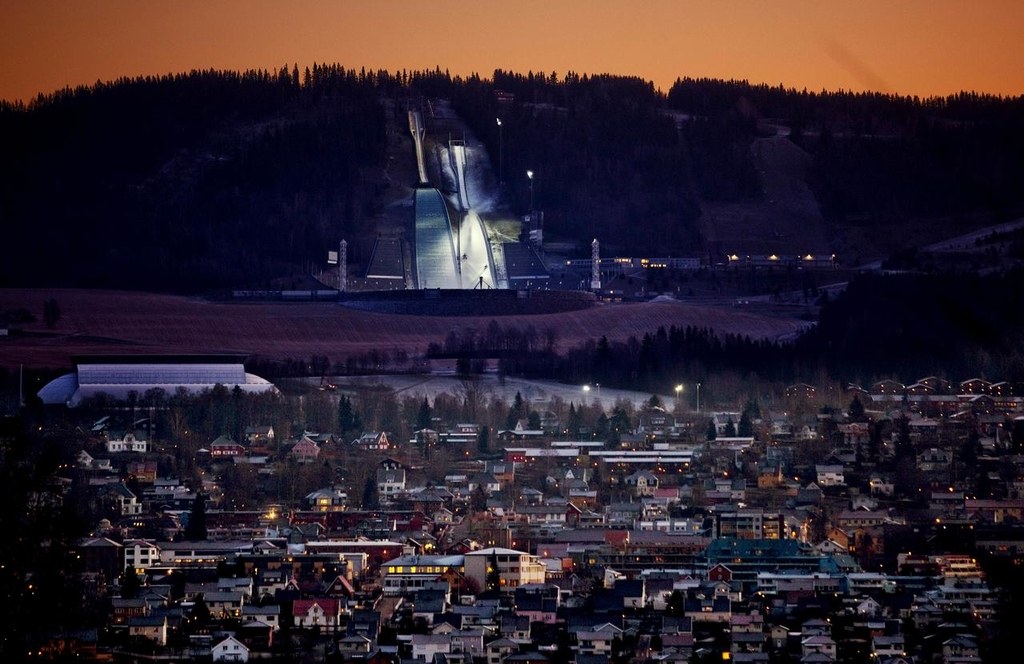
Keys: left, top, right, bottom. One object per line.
{"left": 292, "top": 598, "right": 342, "bottom": 629}
{"left": 708, "top": 563, "right": 734, "bottom": 582}
{"left": 210, "top": 435, "right": 246, "bottom": 457}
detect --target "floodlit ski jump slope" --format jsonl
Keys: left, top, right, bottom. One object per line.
{"left": 450, "top": 141, "right": 497, "bottom": 288}
{"left": 413, "top": 188, "right": 460, "bottom": 289}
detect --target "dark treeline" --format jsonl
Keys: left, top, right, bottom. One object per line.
{"left": 4, "top": 67, "right": 1024, "bottom": 291}
{"left": 796, "top": 269, "right": 1024, "bottom": 382}
{"left": 418, "top": 270, "right": 1024, "bottom": 390}
{"left": 426, "top": 319, "right": 559, "bottom": 358}
{"left": 549, "top": 326, "right": 801, "bottom": 392}
{"left": 667, "top": 78, "right": 1024, "bottom": 227}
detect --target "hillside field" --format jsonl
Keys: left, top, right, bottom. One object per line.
{"left": 0, "top": 289, "right": 809, "bottom": 370}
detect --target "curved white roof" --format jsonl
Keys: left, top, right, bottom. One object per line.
{"left": 38, "top": 360, "right": 277, "bottom": 406}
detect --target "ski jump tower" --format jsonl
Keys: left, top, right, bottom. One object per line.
{"left": 591, "top": 239, "right": 602, "bottom": 291}
{"left": 408, "top": 110, "right": 429, "bottom": 186}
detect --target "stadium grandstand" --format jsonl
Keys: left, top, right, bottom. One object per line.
{"left": 502, "top": 242, "right": 550, "bottom": 288}
{"left": 37, "top": 355, "right": 278, "bottom": 407}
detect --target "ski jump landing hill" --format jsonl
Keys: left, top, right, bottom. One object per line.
{"left": 340, "top": 110, "right": 592, "bottom": 316}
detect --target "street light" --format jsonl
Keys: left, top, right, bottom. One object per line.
{"left": 696, "top": 382, "right": 702, "bottom": 413}
{"left": 583, "top": 384, "right": 590, "bottom": 405}
{"left": 675, "top": 384, "right": 683, "bottom": 410}
{"left": 526, "top": 169, "right": 534, "bottom": 211}
{"left": 496, "top": 118, "right": 503, "bottom": 185}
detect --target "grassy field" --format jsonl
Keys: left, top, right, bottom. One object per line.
{"left": 0, "top": 288, "right": 810, "bottom": 369}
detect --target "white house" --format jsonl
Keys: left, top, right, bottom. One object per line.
{"left": 241, "top": 604, "right": 281, "bottom": 631}
{"left": 815, "top": 464, "right": 845, "bottom": 487}
{"left": 212, "top": 636, "right": 249, "bottom": 662}
{"left": 106, "top": 430, "right": 148, "bottom": 454}
{"left": 411, "top": 633, "right": 451, "bottom": 661}
{"left": 376, "top": 467, "right": 407, "bottom": 499}
{"left": 123, "top": 539, "right": 161, "bottom": 573}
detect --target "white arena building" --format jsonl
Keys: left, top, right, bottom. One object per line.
{"left": 38, "top": 354, "right": 278, "bottom": 407}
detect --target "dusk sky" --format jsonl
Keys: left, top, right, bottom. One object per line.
{"left": 2, "top": 1, "right": 1023, "bottom": 103}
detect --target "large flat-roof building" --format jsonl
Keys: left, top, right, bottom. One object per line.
{"left": 38, "top": 355, "right": 277, "bottom": 407}
{"left": 464, "top": 547, "right": 547, "bottom": 591}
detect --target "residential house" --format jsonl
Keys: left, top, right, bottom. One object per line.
{"left": 942, "top": 635, "right": 981, "bottom": 663}
{"left": 442, "top": 423, "right": 480, "bottom": 446}
{"left": 241, "top": 605, "right": 281, "bottom": 631}
{"left": 684, "top": 593, "right": 732, "bottom": 623}
{"left": 204, "top": 591, "right": 245, "bottom": 619}
{"left": 411, "top": 634, "right": 451, "bottom": 662}
{"left": 123, "top": 539, "right": 160, "bottom": 573}
{"left": 959, "top": 379, "right": 991, "bottom": 395}
{"left": 574, "top": 623, "right": 622, "bottom": 656}
{"left": 97, "top": 482, "right": 142, "bottom": 516}
{"left": 486, "top": 638, "right": 520, "bottom": 664}
{"left": 917, "top": 448, "right": 952, "bottom": 471}
{"left": 106, "top": 430, "right": 148, "bottom": 454}
{"left": 872, "top": 380, "right": 906, "bottom": 397}
{"left": 127, "top": 615, "right": 168, "bottom": 646}
{"left": 871, "top": 635, "right": 905, "bottom": 659}
{"left": 353, "top": 432, "right": 393, "bottom": 451}
{"left": 210, "top": 436, "right": 246, "bottom": 457}
{"left": 514, "top": 585, "right": 560, "bottom": 624}
{"left": 496, "top": 420, "right": 545, "bottom": 442}
{"left": 869, "top": 475, "right": 895, "bottom": 497}
{"left": 449, "top": 629, "right": 486, "bottom": 659}
{"left": 76, "top": 450, "right": 113, "bottom": 472}
{"left": 111, "top": 598, "right": 148, "bottom": 625}
{"left": 801, "top": 635, "right": 837, "bottom": 660}
{"left": 377, "top": 466, "right": 407, "bottom": 500}
{"left": 835, "top": 509, "right": 893, "bottom": 529}
{"left": 468, "top": 473, "right": 501, "bottom": 494}
{"left": 244, "top": 425, "right": 275, "bottom": 445}
{"left": 305, "top": 486, "right": 349, "bottom": 511}
{"left": 337, "top": 635, "right": 372, "bottom": 656}
{"left": 625, "top": 470, "right": 660, "bottom": 497}
{"left": 212, "top": 636, "right": 250, "bottom": 662}
{"left": 77, "top": 536, "right": 123, "bottom": 580}
{"left": 289, "top": 436, "right": 320, "bottom": 463}
{"left": 815, "top": 465, "right": 845, "bottom": 487}
{"left": 292, "top": 598, "right": 342, "bottom": 629}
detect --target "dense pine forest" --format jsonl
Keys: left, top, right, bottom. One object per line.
{"left": 3, "top": 66, "right": 1024, "bottom": 290}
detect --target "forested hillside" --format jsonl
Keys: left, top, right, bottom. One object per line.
{"left": 0, "top": 66, "right": 389, "bottom": 291}
{"left": 3, "top": 67, "right": 1024, "bottom": 291}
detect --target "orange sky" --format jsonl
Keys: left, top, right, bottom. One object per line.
{"left": 2, "top": 1, "right": 1023, "bottom": 103}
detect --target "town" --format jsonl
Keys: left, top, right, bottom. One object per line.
{"left": 7, "top": 364, "right": 1023, "bottom": 664}
{"left": 4, "top": 11, "right": 1024, "bottom": 664}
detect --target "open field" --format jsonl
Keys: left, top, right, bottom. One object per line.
{"left": 0, "top": 289, "right": 810, "bottom": 369}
